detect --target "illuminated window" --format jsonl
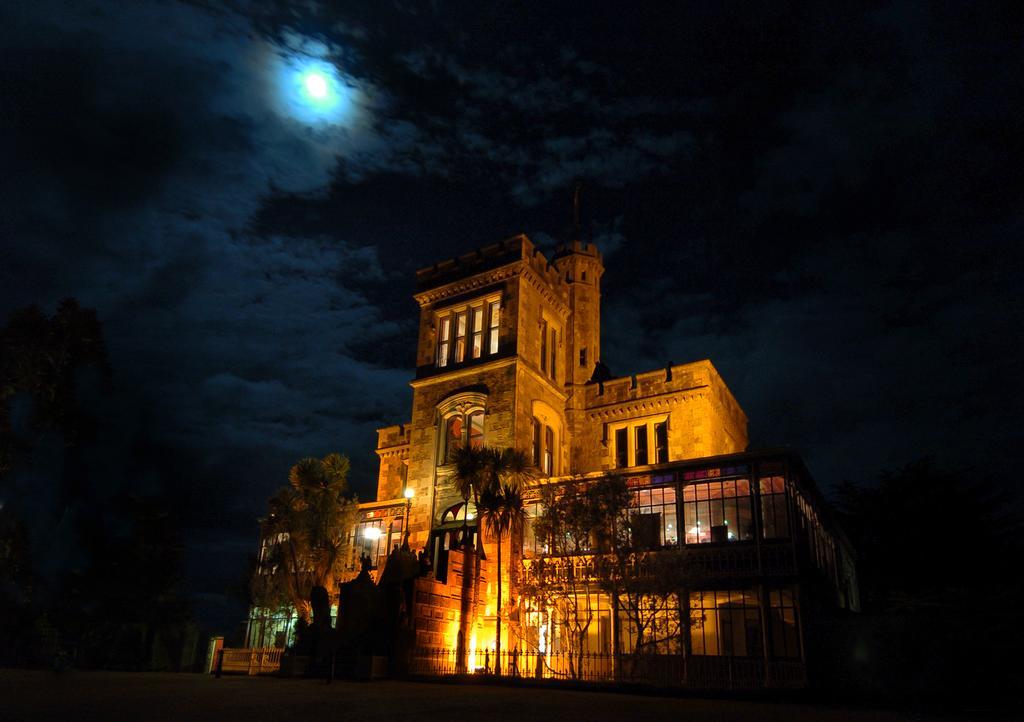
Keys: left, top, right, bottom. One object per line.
{"left": 619, "top": 594, "right": 681, "bottom": 655}
{"left": 435, "top": 297, "right": 500, "bottom": 369}
{"left": 630, "top": 485, "right": 678, "bottom": 547}
{"left": 437, "top": 316, "right": 451, "bottom": 367}
{"left": 654, "top": 422, "right": 668, "bottom": 463}
{"left": 522, "top": 501, "right": 543, "bottom": 557}
{"left": 440, "top": 409, "right": 485, "bottom": 465}
{"left": 689, "top": 590, "right": 763, "bottom": 657}
{"left": 445, "top": 416, "right": 464, "bottom": 464}
{"left": 355, "top": 518, "right": 386, "bottom": 569}
{"left": 758, "top": 475, "right": 789, "bottom": 539}
{"left": 470, "top": 306, "right": 484, "bottom": 359}
{"left": 488, "top": 300, "right": 500, "bottom": 354}
{"left": 454, "top": 310, "right": 467, "bottom": 363}
{"left": 682, "top": 479, "right": 754, "bottom": 544}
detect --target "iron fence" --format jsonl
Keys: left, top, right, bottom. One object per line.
{"left": 408, "top": 647, "right": 805, "bottom": 689}
{"left": 216, "top": 647, "right": 285, "bottom": 675}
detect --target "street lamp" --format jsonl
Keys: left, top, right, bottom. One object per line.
{"left": 403, "top": 487, "right": 414, "bottom": 546}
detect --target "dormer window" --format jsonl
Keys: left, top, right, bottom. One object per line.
{"left": 436, "top": 297, "right": 500, "bottom": 368}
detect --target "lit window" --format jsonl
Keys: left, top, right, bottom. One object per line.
{"left": 454, "top": 310, "right": 467, "bottom": 363}
{"left": 682, "top": 479, "right": 754, "bottom": 544}
{"left": 630, "top": 485, "right": 678, "bottom": 547}
{"left": 435, "top": 298, "right": 500, "bottom": 369}
{"left": 445, "top": 416, "right": 464, "bottom": 464}
{"left": 689, "top": 590, "right": 762, "bottom": 657}
{"left": 470, "top": 306, "right": 484, "bottom": 359}
{"left": 437, "top": 316, "right": 451, "bottom": 367}
{"left": 488, "top": 300, "right": 500, "bottom": 354}
{"left": 440, "top": 409, "right": 486, "bottom": 465}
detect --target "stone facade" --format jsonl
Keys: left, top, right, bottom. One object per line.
{"left": 340, "top": 232, "right": 858, "bottom": 689}
{"left": 373, "top": 233, "right": 749, "bottom": 549}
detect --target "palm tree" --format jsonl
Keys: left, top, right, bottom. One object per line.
{"left": 451, "top": 444, "right": 488, "bottom": 549}
{"left": 255, "top": 453, "right": 358, "bottom": 623}
{"left": 476, "top": 447, "right": 534, "bottom": 674}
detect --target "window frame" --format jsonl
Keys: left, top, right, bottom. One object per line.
{"left": 609, "top": 415, "right": 669, "bottom": 469}
{"left": 435, "top": 295, "right": 501, "bottom": 369}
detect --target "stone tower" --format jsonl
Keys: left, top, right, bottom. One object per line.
{"left": 551, "top": 239, "right": 604, "bottom": 474}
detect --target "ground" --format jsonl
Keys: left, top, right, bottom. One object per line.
{"left": 0, "top": 670, "right": 993, "bottom": 721}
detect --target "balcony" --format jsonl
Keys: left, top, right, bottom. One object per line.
{"left": 520, "top": 540, "right": 796, "bottom": 587}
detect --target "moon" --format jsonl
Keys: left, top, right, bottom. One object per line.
{"left": 303, "top": 71, "right": 329, "bottom": 100}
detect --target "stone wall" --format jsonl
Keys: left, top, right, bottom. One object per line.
{"left": 412, "top": 548, "right": 490, "bottom": 650}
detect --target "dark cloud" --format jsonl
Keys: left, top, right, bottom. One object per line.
{"left": 3, "top": 0, "right": 1022, "bottom": 627}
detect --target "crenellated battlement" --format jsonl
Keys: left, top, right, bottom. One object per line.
{"left": 376, "top": 423, "right": 411, "bottom": 452}
{"left": 584, "top": 359, "right": 746, "bottom": 424}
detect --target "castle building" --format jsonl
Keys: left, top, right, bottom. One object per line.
{"left": 251, "top": 233, "right": 858, "bottom": 687}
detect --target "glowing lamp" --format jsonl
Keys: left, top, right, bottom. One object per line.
{"left": 362, "top": 527, "right": 382, "bottom": 541}
{"left": 404, "top": 487, "right": 415, "bottom": 499}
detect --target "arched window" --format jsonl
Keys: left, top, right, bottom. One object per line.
{"left": 440, "top": 410, "right": 486, "bottom": 465}
{"left": 437, "top": 391, "right": 489, "bottom": 466}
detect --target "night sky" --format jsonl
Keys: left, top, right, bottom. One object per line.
{"left": 2, "top": 1, "right": 1022, "bottom": 628}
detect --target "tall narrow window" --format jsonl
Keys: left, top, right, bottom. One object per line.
{"left": 540, "top": 319, "right": 548, "bottom": 373}
{"left": 445, "top": 416, "right": 464, "bottom": 463}
{"left": 579, "top": 348, "right": 588, "bottom": 368}
{"left": 635, "top": 425, "right": 649, "bottom": 465}
{"left": 454, "top": 311, "right": 468, "bottom": 363}
{"left": 532, "top": 418, "right": 541, "bottom": 468}
{"left": 437, "top": 316, "right": 451, "bottom": 367}
{"left": 488, "top": 300, "right": 500, "bottom": 354}
{"left": 544, "top": 426, "right": 554, "bottom": 475}
{"left": 549, "top": 328, "right": 557, "bottom": 380}
{"left": 654, "top": 422, "right": 668, "bottom": 464}
{"left": 470, "top": 306, "right": 484, "bottom": 358}
{"left": 769, "top": 588, "right": 800, "bottom": 658}
{"left": 468, "top": 411, "right": 485, "bottom": 449}
{"left": 759, "top": 476, "right": 789, "bottom": 539}
{"left": 615, "top": 428, "right": 628, "bottom": 468}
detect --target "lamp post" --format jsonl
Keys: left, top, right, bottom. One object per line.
{"left": 403, "top": 486, "right": 414, "bottom": 547}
